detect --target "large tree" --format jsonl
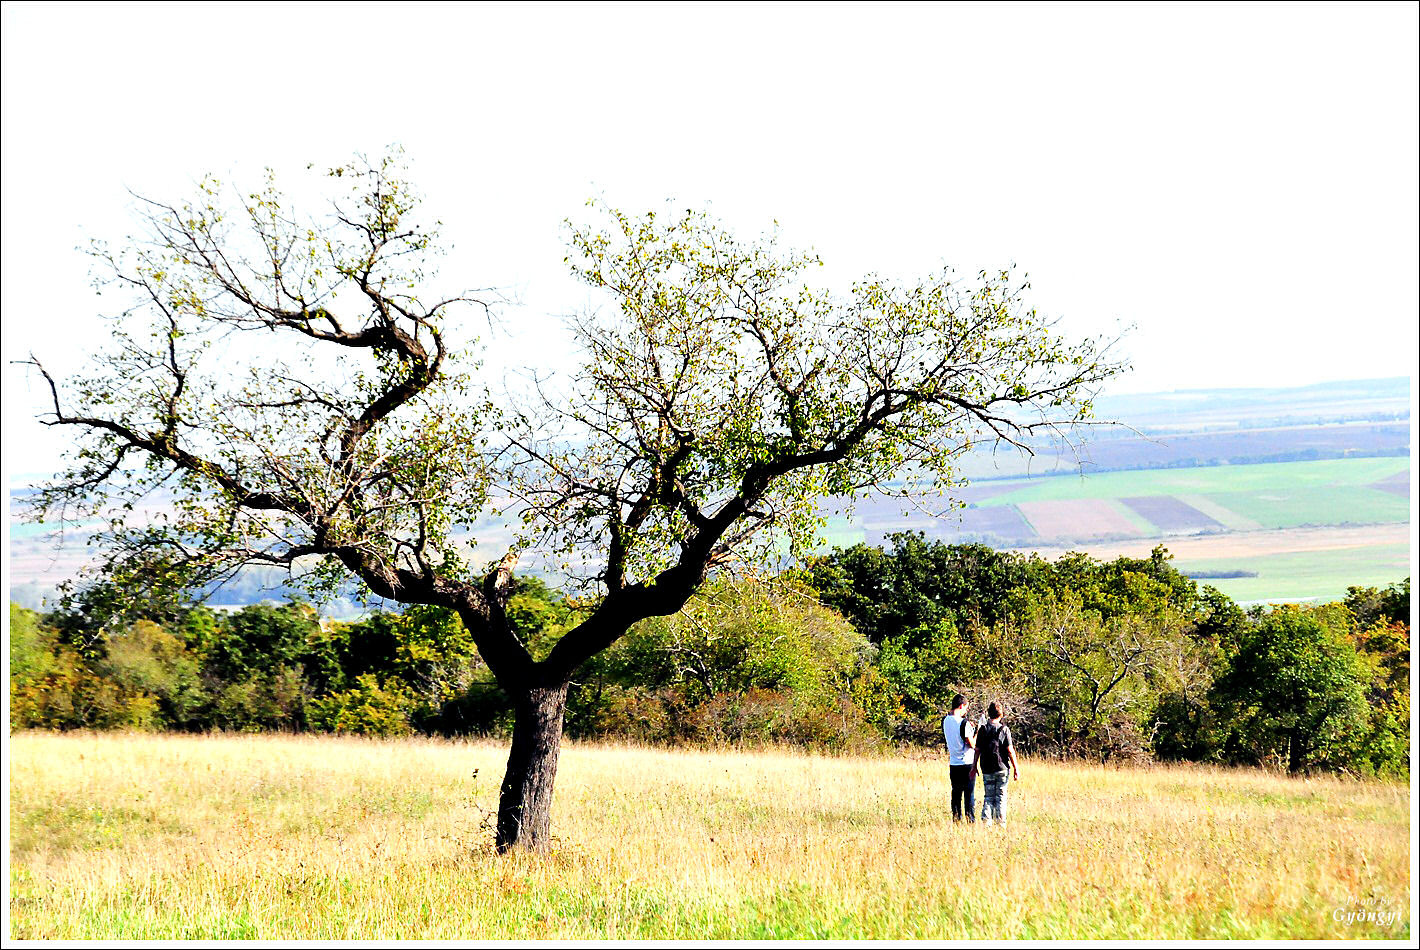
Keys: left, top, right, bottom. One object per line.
{"left": 27, "top": 153, "right": 1124, "bottom": 851}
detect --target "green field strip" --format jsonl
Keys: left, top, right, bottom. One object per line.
{"left": 1108, "top": 499, "right": 1157, "bottom": 535}
{"left": 968, "top": 457, "right": 1411, "bottom": 507}
{"left": 1176, "top": 542, "right": 1412, "bottom": 605}
{"left": 1205, "top": 487, "right": 1409, "bottom": 530}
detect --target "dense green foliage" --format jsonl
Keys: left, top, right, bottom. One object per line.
{"left": 568, "top": 578, "right": 886, "bottom": 749}
{"left": 9, "top": 543, "right": 1408, "bottom": 776}
{"left": 1211, "top": 605, "right": 1366, "bottom": 772}
{"left": 805, "top": 536, "right": 1406, "bottom": 774}
{"left": 9, "top": 600, "right": 481, "bottom": 738}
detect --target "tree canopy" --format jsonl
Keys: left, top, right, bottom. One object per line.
{"left": 28, "top": 151, "right": 1126, "bottom": 850}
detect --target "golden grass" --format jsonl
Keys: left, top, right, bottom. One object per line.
{"left": 7, "top": 732, "right": 1411, "bottom": 939}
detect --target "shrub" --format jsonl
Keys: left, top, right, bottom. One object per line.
{"left": 309, "top": 674, "right": 413, "bottom": 737}
{"left": 593, "top": 686, "right": 679, "bottom": 745}
{"left": 101, "top": 620, "right": 207, "bottom": 728}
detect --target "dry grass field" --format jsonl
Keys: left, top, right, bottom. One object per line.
{"left": 7, "top": 732, "right": 1412, "bottom": 940}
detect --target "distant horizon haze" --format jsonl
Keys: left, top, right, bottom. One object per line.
{"left": 3, "top": 373, "right": 1410, "bottom": 490}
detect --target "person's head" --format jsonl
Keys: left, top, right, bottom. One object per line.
{"left": 951, "top": 693, "right": 968, "bottom": 714}
{"left": 987, "top": 701, "right": 1003, "bottom": 721}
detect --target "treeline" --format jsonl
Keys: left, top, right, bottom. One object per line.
{"left": 8, "top": 537, "right": 1410, "bottom": 776}
{"left": 803, "top": 538, "right": 1408, "bottom": 775}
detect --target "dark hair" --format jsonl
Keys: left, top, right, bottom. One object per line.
{"left": 951, "top": 693, "right": 967, "bottom": 711}
{"left": 987, "top": 701, "right": 1003, "bottom": 720}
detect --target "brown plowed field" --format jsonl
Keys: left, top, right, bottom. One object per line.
{"left": 957, "top": 505, "right": 1036, "bottom": 540}
{"left": 1372, "top": 469, "right": 1410, "bottom": 497}
{"left": 1121, "top": 495, "right": 1224, "bottom": 533}
{"left": 1016, "top": 498, "right": 1142, "bottom": 540}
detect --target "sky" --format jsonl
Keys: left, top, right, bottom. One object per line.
{"left": 3, "top": 2, "right": 1418, "bottom": 487}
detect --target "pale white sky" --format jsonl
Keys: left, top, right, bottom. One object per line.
{"left": 3, "top": 2, "right": 1418, "bottom": 484}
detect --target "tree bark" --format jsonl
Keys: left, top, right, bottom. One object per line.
{"left": 496, "top": 682, "right": 570, "bottom": 853}
{"left": 1287, "top": 727, "right": 1306, "bottom": 774}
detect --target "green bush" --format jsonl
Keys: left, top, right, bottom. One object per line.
{"left": 101, "top": 620, "right": 208, "bottom": 728}
{"left": 309, "top": 674, "right": 413, "bottom": 737}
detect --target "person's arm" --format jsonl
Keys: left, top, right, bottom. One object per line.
{"left": 966, "top": 720, "right": 978, "bottom": 780}
{"left": 1006, "top": 728, "right": 1019, "bottom": 779}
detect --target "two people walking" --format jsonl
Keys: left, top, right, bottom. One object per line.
{"left": 943, "top": 693, "right": 1019, "bottom": 825}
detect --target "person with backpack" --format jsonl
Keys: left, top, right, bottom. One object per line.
{"left": 942, "top": 693, "right": 978, "bottom": 823}
{"left": 971, "top": 701, "right": 1020, "bottom": 826}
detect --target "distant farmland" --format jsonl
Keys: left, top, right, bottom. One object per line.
{"left": 820, "top": 457, "right": 1411, "bottom": 604}
{"left": 959, "top": 420, "right": 1409, "bottom": 478}
{"left": 9, "top": 378, "right": 1412, "bottom": 610}
{"left": 824, "top": 458, "right": 1409, "bottom": 544}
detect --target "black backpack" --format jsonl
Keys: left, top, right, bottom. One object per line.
{"left": 976, "top": 721, "right": 1011, "bottom": 772}
{"left": 941, "top": 715, "right": 973, "bottom": 753}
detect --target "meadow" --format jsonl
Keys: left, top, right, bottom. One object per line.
{"left": 8, "top": 732, "right": 1411, "bottom": 940}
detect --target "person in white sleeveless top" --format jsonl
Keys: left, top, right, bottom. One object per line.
{"left": 941, "top": 693, "right": 978, "bottom": 823}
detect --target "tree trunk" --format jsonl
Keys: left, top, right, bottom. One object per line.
{"left": 1287, "top": 727, "right": 1306, "bottom": 774}
{"left": 496, "top": 682, "right": 570, "bottom": 853}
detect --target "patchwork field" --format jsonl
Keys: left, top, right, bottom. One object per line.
{"left": 827, "top": 458, "right": 1409, "bottom": 543}
{"left": 1120, "top": 495, "right": 1224, "bottom": 532}
{"left": 817, "top": 457, "right": 1411, "bottom": 603}
{"left": 7, "top": 733, "right": 1411, "bottom": 940}
{"left": 8, "top": 425, "right": 1412, "bottom": 611}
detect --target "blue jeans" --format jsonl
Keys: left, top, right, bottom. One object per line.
{"left": 981, "top": 770, "right": 1009, "bottom": 823}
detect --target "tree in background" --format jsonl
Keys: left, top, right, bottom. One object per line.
{"left": 26, "top": 152, "right": 1123, "bottom": 851}
{"left": 804, "top": 537, "right": 1047, "bottom": 724}
{"left": 1339, "top": 580, "right": 1410, "bottom": 776}
{"left": 1342, "top": 578, "right": 1409, "bottom": 630}
{"left": 1212, "top": 604, "right": 1368, "bottom": 773}
{"left": 806, "top": 537, "right": 1045, "bottom": 645}
{"left": 576, "top": 576, "right": 880, "bottom": 748}
{"left": 995, "top": 596, "right": 1202, "bottom": 760}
